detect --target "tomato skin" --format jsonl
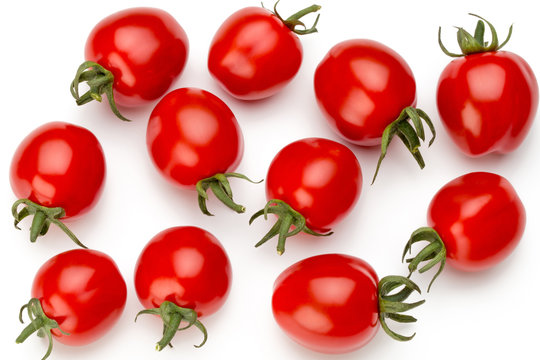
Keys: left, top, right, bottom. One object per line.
{"left": 428, "top": 172, "right": 526, "bottom": 271}
{"left": 208, "top": 7, "right": 302, "bottom": 100}
{"left": 437, "top": 51, "right": 538, "bottom": 156}
{"left": 314, "top": 39, "right": 417, "bottom": 146}
{"left": 10, "top": 122, "right": 106, "bottom": 219}
{"left": 32, "top": 249, "right": 127, "bottom": 346}
{"left": 85, "top": 7, "right": 189, "bottom": 107}
{"left": 272, "top": 254, "right": 379, "bottom": 354}
{"left": 266, "top": 138, "right": 362, "bottom": 232}
{"left": 146, "top": 88, "right": 244, "bottom": 187}
{"left": 134, "top": 226, "right": 232, "bottom": 317}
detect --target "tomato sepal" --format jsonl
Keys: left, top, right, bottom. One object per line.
{"left": 372, "top": 106, "right": 435, "bottom": 184}
{"left": 196, "top": 172, "right": 262, "bottom": 216}
{"left": 402, "top": 227, "right": 446, "bottom": 292}
{"left": 439, "top": 14, "right": 513, "bottom": 57}
{"left": 378, "top": 275, "right": 425, "bottom": 342}
{"left": 11, "top": 199, "right": 87, "bottom": 248}
{"left": 16, "top": 298, "right": 70, "bottom": 360}
{"left": 70, "top": 61, "right": 130, "bottom": 121}
{"left": 264, "top": 0, "right": 321, "bottom": 35}
{"left": 135, "top": 301, "right": 208, "bottom": 350}
{"left": 249, "top": 199, "right": 332, "bottom": 255}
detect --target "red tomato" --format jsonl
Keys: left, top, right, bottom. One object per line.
{"left": 208, "top": 3, "right": 320, "bottom": 100}
{"left": 272, "top": 254, "right": 423, "bottom": 354}
{"left": 134, "top": 226, "right": 232, "bottom": 350}
{"left": 147, "top": 87, "right": 253, "bottom": 215}
{"left": 71, "top": 7, "right": 189, "bottom": 119}
{"left": 428, "top": 172, "right": 525, "bottom": 271}
{"left": 314, "top": 39, "right": 434, "bottom": 182}
{"left": 250, "top": 138, "right": 361, "bottom": 254}
{"left": 10, "top": 122, "right": 106, "bottom": 246}
{"left": 436, "top": 15, "right": 538, "bottom": 156}
{"left": 16, "top": 249, "right": 127, "bottom": 358}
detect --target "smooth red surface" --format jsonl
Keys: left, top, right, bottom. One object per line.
{"left": 265, "top": 138, "right": 362, "bottom": 232}
{"left": 32, "top": 249, "right": 127, "bottom": 346}
{"left": 428, "top": 172, "right": 526, "bottom": 271}
{"left": 208, "top": 7, "right": 302, "bottom": 100}
{"left": 272, "top": 254, "right": 379, "bottom": 354}
{"left": 437, "top": 51, "right": 538, "bottom": 156}
{"left": 314, "top": 39, "right": 417, "bottom": 146}
{"left": 146, "top": 88, "right": 244, "bottom": 187}
{"left": 10, "top": 122, "right": 106, "bottom": 219}
{"left": 134, "top": 226, "right": 232, "bottom": 317}
{"left": 85, "top": 7, "right": 189, "bottom": 107}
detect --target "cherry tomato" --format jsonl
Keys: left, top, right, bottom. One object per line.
{"left": 436, "top": 14, "right": 538, "bottom": 156}
{"left": 314, "top": 39, "right": 435, "bottom": 182}
{"left": 10, "top": 121, "right": 106, "bottom": 247}
{"left": 71, "top": 7, "right": 189, "bottom": 120}
{"left": 16, "top": 249, "right": 127, "bottom": 359}
{"left": 134, "top": 226, "right": 232, "bottom": 350}
{"left": 404, "top": 172, "right": 526, "bottom": 288}
{"left": 147, "top": 87, "right": 256, "bottom": 215}
{"left": 208, "top": 2, "right": 320, "bottom": 100}
{"left": 250, "top": 138, "right": 361, "bottom": 254}
{"left": 272, "top": 254, "right": 424, "bottom": 354}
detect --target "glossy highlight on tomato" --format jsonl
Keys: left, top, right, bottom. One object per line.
{"left": 16, "top": 249, "right": 127, "bottom": 359}
{"left": 134, "top": 226, "right": 232, "bottom": 350}
{"left": 71, "top": 7, "right": 189, "bottom": 120}
{"left": 10, "top": 122, "right": 105, "bottom": 247}
{"left": 208, "top": 3, "right": 320, "bottom": 100}
{"left": 436, "top": 14, "right": 538, "bottom": 156}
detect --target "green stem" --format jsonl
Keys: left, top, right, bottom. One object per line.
{"left": 267, "top": 0, "right": 321, "bottom": 35}
{"left": 11, "top": 199, "right": 87, "bottom": 248}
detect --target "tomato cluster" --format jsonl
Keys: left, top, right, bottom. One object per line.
{"left": 9, "top": 3, "right": 535, "bottom": 359}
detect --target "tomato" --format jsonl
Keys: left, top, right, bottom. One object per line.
{"left": 208, "top": 2, "right": 321, "bottom": 100}
{"left": 71, "top": 7, "right": 189, "bottom": 120}
{"left": 10, "top": 121, "right": 106, "bottom": 247}
{"left": 134, "top": 226, "right": 232, "bottom": 350}
{"left": 250, "top": 138, "right": 361, "bottom": 254}
{"left": 436, "top": 15, "right": 538, "bottom": 156}
{"left": 272, "top": 254, "right": 424, "bottom": 354}
{"left": 314, "top": 39, "right": 435, "bottom": 182}
{"left": 404, "top": 172, "right": 526, "bottom": 288}
{"left": 16, "top": 249, "right": 127, "bottom": 359}
{"left": 147, "top": 87, "right": 257, "bottom": 215}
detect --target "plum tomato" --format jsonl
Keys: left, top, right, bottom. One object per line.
{"left": 134, "top": 226, "right": 232, "bottom": 350}
{"left": 10, "top": 121, "right": 106, "bottom": 247}
{"left": 71, "top": 7, "right": 189, "bottom": 120}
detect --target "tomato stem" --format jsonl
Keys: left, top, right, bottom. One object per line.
{"left": 70, "top": 61, "right": 131, "bottom": 121}
{"left": 249, "top": 199, "right": 332, "bottom": 255}
{"left": 439, "top": 14, "right": 513, "bottom": 57}
{"left": 11, "top": 199, "right": 87, "bottom": 248}
{"left": 372, "top": 106, "right": 435, "bottom": 184}
{"left": 266, "top": 0, "right": 321, "bottom": 35}
{"left": 378, "top": 276, "right": 425, "bottom": 341}
{"left": 16, "top": 298, "right": 70, "bottom": 360}
{"left": 402, "top": 227, "right": 446, "bottom": 292}
{"left": 135, "top": 301, "right": 207, "bottom": 350}
{"left": 196, "top": 172, "right": 262, "bottom": 216}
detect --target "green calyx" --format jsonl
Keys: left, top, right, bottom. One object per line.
{"left": 402, "top": 227, "right": 447, "bottom": 292}
{"left": 196, "top": 172, "right": 262, "bottom": 216}
{"left": 135, "top": 301, "right": 208, "bottom": 351}
{"left": 70, "top": 61, "right": 130, "bottom": 121}
{"left": 249, "top": 199, "right": 332, "bottom": 255}
{"left": 264, "top": 0, "right": 321, "bottom": 35}
{"left": 378, "top": 275, "right": 425, "bottom": 341}
{"left": 16, "top": 298, "right": 70, "bottom": 360}
{"left": 12, "top": 199, "right": 87, "bottom": 248}
{"left": 372, "top": 106, "right": 436, "bottom": 184}
{"left": 439, "top": 13, "right": 513, "bottom": 57}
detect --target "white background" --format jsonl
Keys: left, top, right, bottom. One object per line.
{"left": 1, "top": 0, "right": 538, "bottom": 359}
